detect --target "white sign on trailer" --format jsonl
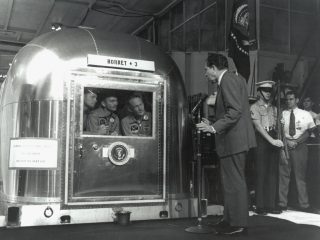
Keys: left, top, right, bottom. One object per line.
{"left": 9, "top": 138, "right": 58, "bottom": 169}
{"left": 87, "top": 54, "right": 155, "bottom": 72}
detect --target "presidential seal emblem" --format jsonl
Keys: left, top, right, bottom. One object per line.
{"left": 107, "top": 142, "right": 133, "bottom": 166}
{"left": 112, "top": 145, "right": 127, "bottom": 160}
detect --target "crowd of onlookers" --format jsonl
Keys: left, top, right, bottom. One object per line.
{"left": 249, "top": 83, "right": 320, "bottom": 215}
{"left": 302, "top": 97, "right": 320, "bottom": 141}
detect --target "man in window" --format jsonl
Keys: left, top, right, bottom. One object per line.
{"left": 121, "top": 93, "right": 152, "bottom": 136}
{"left": 83, "top": 88, "right": 98, "bottom": 132}
{"left": 86, "top": 91, "right": 120, "bottom": 135}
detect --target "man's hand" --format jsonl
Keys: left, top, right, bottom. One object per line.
{"left": 201, "top": 118, "right": 211, "bottom": 125}
{"left": 196, "top": 121, "right": 214, "bottom": 133}
{"left": 110, "top": 131, "right": 118, "bottom": 136}
{"left": 98, "top": 125, "right": 108, "bottom": 134}
{"left": 279, "top": 149, "right": 289, "bottom": 165}
{"left": 271, "top": 139, "right": 284, "bottom": 148}
{"left": 286, "top": 140, "right": 297, "bottom": 149}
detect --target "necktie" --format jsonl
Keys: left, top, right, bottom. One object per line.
{"left": 289, "top": 110, "right": 296, "bottom": 137}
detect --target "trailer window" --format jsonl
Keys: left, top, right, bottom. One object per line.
{"left": 82, "top": 87, "right": 153, "bottom": 137}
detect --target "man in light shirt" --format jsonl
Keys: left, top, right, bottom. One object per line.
{"left": 302, "top": 97, "right": 319, "bottom": 140}
{"left": 278, "top": 91, "right": 315, "bottom": 212}
{"left": 302, "top": 97, "right": 318, "bottom": 123}
{"left": 250, "top": 81, "right": 283, "bottom": 215}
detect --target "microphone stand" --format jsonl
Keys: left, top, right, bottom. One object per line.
{"left": 185, "top": 106, "right": 214, "bottom": 234}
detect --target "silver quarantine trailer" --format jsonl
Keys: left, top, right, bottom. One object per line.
{"left": 0, "top": 28, "right": 194, "bottom": 227}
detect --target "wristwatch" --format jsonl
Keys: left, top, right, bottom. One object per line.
{"left": 210, "top": 126, "right": 216, "bottom": 134}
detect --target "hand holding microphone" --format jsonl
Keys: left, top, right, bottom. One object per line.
{"left": 196, "top": 118, "right": 215, "bottom": 134}
{"left": 98, "top": 118, "right": 109, "bottom": 134}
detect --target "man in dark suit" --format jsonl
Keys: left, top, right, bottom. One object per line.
{"left": 197, "top": 53, "right": 256, "bottom": 236}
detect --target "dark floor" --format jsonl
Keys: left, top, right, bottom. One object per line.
{"left": 0, "top": 215, "right": 319, "bottom": 240}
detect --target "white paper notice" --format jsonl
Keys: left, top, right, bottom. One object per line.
{"left": 9, "top": 138, "right": 58, "bottom": 169}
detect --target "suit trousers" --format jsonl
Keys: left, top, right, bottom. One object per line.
{"left": 220, "top": 151, "right": 248, "bottom": 227}
{"left": 279, "top": 142, "right": 309, "bottom": 208}
{"left": 254, "top": 132, "right": 279, "bottom": 210}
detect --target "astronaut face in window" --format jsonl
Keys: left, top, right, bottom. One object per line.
{"left": 102, "top": 96, "right": 118, "bottom": 112}
{"left": 129, "top": 97, "right": 145, "bottom": 117}
{"left": 84, "top": 91, "right": 97, "bottom": 109}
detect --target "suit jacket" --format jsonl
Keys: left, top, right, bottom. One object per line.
{"left": 213, "top": 71, "right": 256, "bottom": 157}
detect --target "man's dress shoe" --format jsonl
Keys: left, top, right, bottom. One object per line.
{"left": 297, "top": 206, "right": 316, "bottom": 213}
{"left": 210, "top": 219, "right": 230, "bottom": 232}
{"left": 278, "top": 206, "right": 288, "bottom": 211}
{"left": 267, "top": 208, "right": 282, "bottom": 214}
{"left": 218, "top": 226, "right": 248, "bottom": 236}
{"left": 255, "top": 208, "right": 267, "bottom": 215}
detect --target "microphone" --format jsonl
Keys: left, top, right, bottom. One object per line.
{"left": 191, "top": 95, "right": 207, "bottom": 115}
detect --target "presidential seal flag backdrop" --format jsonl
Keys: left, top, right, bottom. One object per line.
{"left": 229, "top": 0, "right": 250, "bottom": 81}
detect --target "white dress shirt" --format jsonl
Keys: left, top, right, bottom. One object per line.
{"left": 282, "top": 107, "right": 315, "bottom": 140}
{"left": 218, "top": 69, "right": 227, "bottom": 85}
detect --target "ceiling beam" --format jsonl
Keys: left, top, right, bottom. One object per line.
{"left": 131, "top": 0, "right": 183, "bottom": 35}
{"left": 0, "top": 26, "right": 37, "bottom": 34}
{"left": 107, "top": 0, "right": 142, "bottom": 32}
{"left": 0, "top": 42, "right": 23, "bottom": 53}
{"left": 36, "top": 0, "right": 95, "bottom": 36}
{"left": 4, "top": 0, "right": 14, "bottom": 30}
{"left": 35, "top": 0, "right": 56, "bottom": 37}
{"left": 0, "top": 39, "right": 25, "bottom": 47}
{"left": 55, "top": 0, "right": 93, "bottom": 6}
{"left": 75, "top": 1, "right": 95, "bottom": 26}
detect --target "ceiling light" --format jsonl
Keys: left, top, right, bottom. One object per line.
{"left": 51, "top": 23, "right": 62, "bottom": 31}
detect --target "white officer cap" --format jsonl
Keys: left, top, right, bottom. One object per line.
{"left": 256, "top": 80, "right": 275, "bottom": 89}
